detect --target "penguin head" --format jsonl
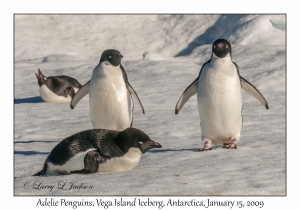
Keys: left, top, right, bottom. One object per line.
{"left": 117, "top": 128, "right": 162, "bottom": 154}
{"left": 99, "top": 49, "right": 123, "bottom": 66}
{"left": 35, "top": 68, "right": 48, "bottom": 87}
{"left": 212, "top": 39, "right": 231, "bottom": 58}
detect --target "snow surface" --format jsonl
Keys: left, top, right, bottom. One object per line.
{"left": 14, "top": 14, "right": 285, "bottom": 196}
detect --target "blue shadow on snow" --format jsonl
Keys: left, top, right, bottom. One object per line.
{"left": 14, "top": 96, "right": 44, "bottom": 104}
{"left": 14, "top": 140, "right": 57, "bottom": 144}
{"left": 147, "top": 148, "right": 199, "bottom": 153}
{"left": 14, "top": 151, "right": 49, "bottom": 156}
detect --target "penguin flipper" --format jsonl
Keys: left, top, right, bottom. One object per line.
{"left": 240, "top": 77, "right": 269, "bottom": 109}
{"left": 71, "top": 150, "right": 107, "bottom": 174}
{"left": 175, "top": 78, "right": 198, "bottom": 114}
{"left": 70, "top": 80, "right": 90, "bottom": 109}
{"left": 125, "top": 82, "right": 145, "bottom": 114}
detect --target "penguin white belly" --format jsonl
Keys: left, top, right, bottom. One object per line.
{"left": 89, "top": 63, "right": 133, "bottom": 130}
{"left": 39, "top": 85, "right": 79, "bottom": 102}
{"left": 98, "top": 148, "right": 142, "bottom": 172}
{"left": 197, "top": 59, "right": 242, "bottom": 145}
{"left": 46, "top": 148, "right": 97, "bottom": 175}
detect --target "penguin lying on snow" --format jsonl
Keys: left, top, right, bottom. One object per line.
{"left": 35, "top": 68, "right": 82, "bottom": 102}
{"left": 70, "top": 49, "right": 145, "bottom": 131}
{"left": 175, "top": 39, "right": 269, "bottom": 151}
{"left": 33, "top": 127, "right": 161, "bottom": 176}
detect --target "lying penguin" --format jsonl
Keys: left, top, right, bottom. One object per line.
{"left": 70, "top": 49, "right": 145, "bottom": 131}
{"left": 33, "top": 127, "right": 161, "bottom": 176}
{"left": 35, "top": 68, "right": 82, "bottom": 102}
{"left": 175, "top": 39, "right": 269, "bottom": 151}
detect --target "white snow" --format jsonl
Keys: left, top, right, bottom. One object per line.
{"left": 12, "top": 13, "right": 288, "bottom": 203}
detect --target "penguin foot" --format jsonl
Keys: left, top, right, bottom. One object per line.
{"left": 222, "top": 139, "right": 238, "bottom": 149}
{"left": 198, "top": 140, "right": 212, "bottom": 151}
{"left": 198, "top": 147, "right": 213, "bottom": 151}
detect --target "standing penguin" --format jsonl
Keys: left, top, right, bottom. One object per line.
{"left": 35, "top": 68, "right": 82, "bottom": 102}
{"left": 33, "top": 127, "right": 162, "bottom": 176}
{"left": 175, "top": 39, "right": 269, "bottom": 151}
{"left": 70, "top": 49, "right": 145, "bottom": 131}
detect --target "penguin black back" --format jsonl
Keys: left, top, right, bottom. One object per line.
{"left": 47, "top": 129, "right": 120, "bottom": 165}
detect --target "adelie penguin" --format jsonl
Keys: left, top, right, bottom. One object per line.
{"left": 70, "top": 49, "right": 145, "bottom": 131}
{"left": 35, "top": 68, "right": 82, "bottom": 102}
{"left": 33, "top": 127, "right": 162, "bottom": 176}
{"left": 175, "top": 39, "right": 269, "bottom": 151}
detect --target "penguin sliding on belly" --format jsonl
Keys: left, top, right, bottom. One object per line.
{"left": 175, "top": 39, "right": 269, "bottom": 151}
{"left": 35, "top": 68, "right": 82, "bottom": 102}
{"left": 70, "top": 49, "right": 145, "bottom": 131}
{"left": 33, "top": 127, "right": 162, "bottom": 176}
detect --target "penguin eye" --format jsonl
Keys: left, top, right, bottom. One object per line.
{"left": 139, "top": 141, "right": 143, "bottom": 145}
{"left": 44, "top": 77, "right": 47, "bottom": 80}
{"left": 108, "top": 56, "right": 112, "bottom": 59}
{"left": 226, "top": 45, "right": 228, "bottom": 48}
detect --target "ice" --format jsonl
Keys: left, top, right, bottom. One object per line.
{"left": 14, "top": 15, "right": 285, "bottom": 198}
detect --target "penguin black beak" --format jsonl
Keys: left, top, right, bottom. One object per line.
{"left": 35, "top": 68, "right": 44, "bottom": 78}
{"left": 151, "top": 140, "right": 162, "bottom": 149}
{"left": 141, "top": 140, "right": 162, "bottom": 153}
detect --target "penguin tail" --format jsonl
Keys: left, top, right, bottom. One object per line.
{"left": 33, "top": 170, "right": 44, "bottom": 176}
{"left": 32, "top": 163, "right": 47, "bottom": 176}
